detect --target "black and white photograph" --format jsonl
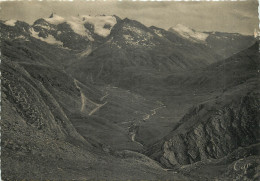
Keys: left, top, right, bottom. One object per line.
{"left": 0, "top": 0, "right": 259, "bottom": 180}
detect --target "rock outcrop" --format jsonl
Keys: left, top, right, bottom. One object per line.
{"left": 154, "top": 93, "right": 259, "bottom": 167}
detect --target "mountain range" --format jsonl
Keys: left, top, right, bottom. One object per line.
{"left": 1, "top": 14, "right": 259, "bottom": 180}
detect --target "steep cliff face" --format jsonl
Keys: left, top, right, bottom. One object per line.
{"left": 148, "top": 92, "right": 259, "bottom": 168}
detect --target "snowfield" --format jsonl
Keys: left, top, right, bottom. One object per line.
{"left": 67, "top": 16, "right": 94, "bottom": 41}
{"left": 170, "top": 24, "right": 209, "bottom": 42}
{"left": 30, "top": 28, "right": 63, "bottom": 45}
{"left": 44, "top": 14, "right": 117, "bottom": 38}
{"left": 44, "top": 14, "right": 66, "bottom": 25}
{"left": 81, "top": 15, "right": 117, "bottom": 37}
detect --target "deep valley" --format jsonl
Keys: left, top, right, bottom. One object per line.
{"left": 0, "top": 13, "right": 259, "bottom": 180}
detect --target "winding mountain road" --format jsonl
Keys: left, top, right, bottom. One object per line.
{"left": 74, "top": 79, "right": 107, "bottom": 115}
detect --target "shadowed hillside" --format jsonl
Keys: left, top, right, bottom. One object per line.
{"left": 145, "top": 42, "right": 260, "bottom": 180}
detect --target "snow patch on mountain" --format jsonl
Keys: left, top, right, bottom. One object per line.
{"left": 4, "top": 19, "right": 17, "bottom": 26}
{"left": 122, "top": 25, "right": 155, "bottom": 47}
{"left": 123, "top": 34, "right": 133, "bottom": 41}
{"left": 123, "top": 26, "right": 144, "bottom": 36}
{"left": 123, "top": 25, "right": 154, "bottom": 39}
{"left": 30, "top": 28, "right": 63, "bottom": 45}
{"left": 170, "top": 24, "right": 209, "bottom": 42}
{"left": 44, "top": 15, "right": 66, "bottom": 25}
{"left": 34, "top": 24, "right": 53, "bottom": 31}
{"left": 43, "top": 14, "right": 116, "bottom": 39}
{"left": 81, "top": 15, "right": 117, "bottom": 37}
{"left": 153, "top": 29, "right": 163, "bottom": 37}
{"left": 79, "top": 46, "right": 93, "bottom": 57}
{"left": 67, "top": 16, "right": 94, "bottom": 41}
{"left": 16, "top": 35, "right": 28, "bottom": 41}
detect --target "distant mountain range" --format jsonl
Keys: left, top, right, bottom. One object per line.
{"left": 1, "top": 14, "right": 258, "bottom": 180}
{"left": 1, "top": 14, "right": 255, "bottom": 81}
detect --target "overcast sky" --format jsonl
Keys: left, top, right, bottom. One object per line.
{"left": 0, "top": 0, "right": 258, "bottom": 35}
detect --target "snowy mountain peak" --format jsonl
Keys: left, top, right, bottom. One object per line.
{"left": 49, "top": 12, "right": 54, "bottom": 18}
{"left": 43, "top": 14, "right": 117, "bottom": 38}
{"left": 44, "top": 14, "right": 66, "bottom": 25}
{"left": 80, "top": 15, "right": 117, "bottom": 37}
{"left": 169, "top": 24, "right": 209, "bottom": 42}
{"left": 174, "top": 24, "right": 193, "bottom": 33}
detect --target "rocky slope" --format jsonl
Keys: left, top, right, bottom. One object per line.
{"left": 148, "top": 92, "right": 259, "bottom": 164}
{"left": 1, "top": 58, "right": 93, "bottom": 179}
{"left": 145, "top": 42, "right": 260, "bottom": 180}
{"left": 1, "top": 59, "right": 87, "bottom": 141}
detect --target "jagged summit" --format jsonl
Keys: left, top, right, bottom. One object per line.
{"left": 41, "top": 14, "right": 118, "bottom": 38}
{"left": 112, "top": 15, "right": 122, "bottom": 22}
{"left": 49, "top": 12, "right": 54, "bottom": 18}
{"left": 25, "top": 14, "right": 121, "bottom": 50}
